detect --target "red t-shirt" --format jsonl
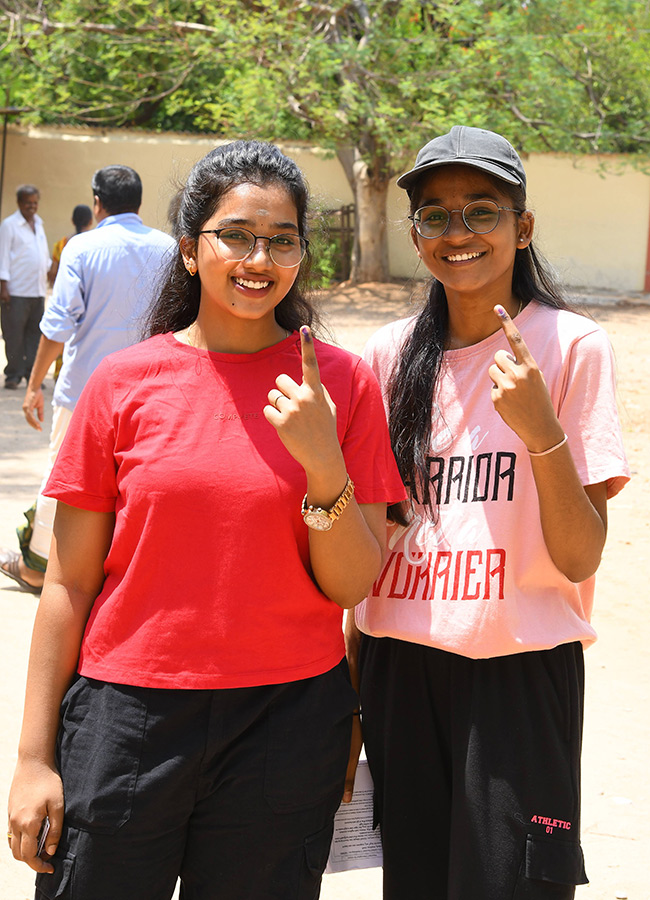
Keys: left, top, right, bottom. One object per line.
{"left": 46, "top": 331, "right": 405, "bottom": 689}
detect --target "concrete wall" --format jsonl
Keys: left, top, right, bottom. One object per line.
{"left": 525, "top": 154, "right": 650, "bottom": 293}
{"left": 1, "top": 124, "right": 648, "bottom": 291}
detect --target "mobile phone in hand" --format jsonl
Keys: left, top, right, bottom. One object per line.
{"left": 37, "top": 816, "right": 50, "bottom": 858}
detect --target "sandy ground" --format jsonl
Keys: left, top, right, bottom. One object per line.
{"left": 0, "top": 282, "right": 648, "bottom": 899}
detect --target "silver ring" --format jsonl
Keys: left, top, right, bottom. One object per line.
{"left": 273, "top": 392, "right": 284, "bottom": 410}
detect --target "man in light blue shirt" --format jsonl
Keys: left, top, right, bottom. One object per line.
{"left": 0, "top": 165, "right": 174, "bottom": 593}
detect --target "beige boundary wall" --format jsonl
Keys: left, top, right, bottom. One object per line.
{"left": 2, "top": 124, "right": 649, "bottom": 292}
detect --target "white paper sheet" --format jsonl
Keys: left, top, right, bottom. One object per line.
{"left": 325, "top": 759, "right": 383, "bottom": 874}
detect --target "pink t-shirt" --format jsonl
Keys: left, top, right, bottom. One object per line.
{"left": 45, "top": 332, "right": 405, "bottom": 689}
{"left": 355, "top": 301, "right": 630, "bottom": 658}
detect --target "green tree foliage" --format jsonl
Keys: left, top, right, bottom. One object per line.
{"left": 0, "top": 1, "right": 234, "bottom": 128}
{"left": 2, "top": 0, "right": 648, "bottom": 281}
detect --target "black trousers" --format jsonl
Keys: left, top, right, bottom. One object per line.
{"left": 36, "top": 661, "right": 358, "bottom": 900}
{"left": 359, "top": 636, "right": 588, "bottom": 900}
{"left": 1, "top": 294, "right": 44, "bottom": 383}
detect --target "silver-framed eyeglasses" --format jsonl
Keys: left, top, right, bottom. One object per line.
{"left": 409, "top": 200, "right": 522, "bottom": 239}
{"left": 198, "top": 227, "right": 308, "bottom": 267}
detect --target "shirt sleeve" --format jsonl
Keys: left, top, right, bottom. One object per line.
{"left": 340, "top": 357, "right": 406, "bottom": 505}
{"left": 37, "top": 221, "right": 51, "bottom": 271}
{"left": 40, "top": 243, "right": 86, "bottom": 342}
{"left": 558, "top": 327, "right": 630, "bottom": 499}
{"left": 0, "top": 219, "right": 12, "bottom": 281}
{"left": 44, "top": 357, "right": 119, "bottom": 511}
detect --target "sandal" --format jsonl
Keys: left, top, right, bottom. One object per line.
{"left": 0, "top": 547, "right": 42, "bottom": 594}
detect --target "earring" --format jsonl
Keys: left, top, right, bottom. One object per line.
{"left": 185, "top": 260, "right": 197, "bottom": 276}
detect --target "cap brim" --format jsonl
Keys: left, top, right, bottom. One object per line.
{"left": 396, "top": 158, "right": 522, "bottom": 193}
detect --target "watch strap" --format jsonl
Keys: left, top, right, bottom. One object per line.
{"left": 301, "top": 476, "right": 355, "bottom": 528}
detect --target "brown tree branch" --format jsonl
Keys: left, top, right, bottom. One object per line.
{"left": 0, "top": 10, "right": 224, "bottom": 37}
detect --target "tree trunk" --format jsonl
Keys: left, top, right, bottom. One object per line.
{"left": 337, "top": 146, "right": 391, "bottom": 284}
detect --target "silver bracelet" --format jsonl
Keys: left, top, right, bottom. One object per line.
{"left": 527, "top": 434, "right": 568, "bottom": 457}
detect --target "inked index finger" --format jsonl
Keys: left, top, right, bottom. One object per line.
{"left": 300, "top": 325, "right": 323, "bottom": 389}
{"left": 494, "top": 304, "right": 534, "bottom": 364}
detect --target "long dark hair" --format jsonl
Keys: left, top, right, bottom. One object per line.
{"left": 146, "top": 140, "right": 320, "bottom": 337}
{"left": 388, "top": 176, "right": 574, "bottom": 525}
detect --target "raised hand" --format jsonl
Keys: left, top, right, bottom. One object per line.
{"left": 488, "top": 305, "right": 565, "bottom": 453}
{"left": 264, "top": 326, "right": 342, "bottom": 476}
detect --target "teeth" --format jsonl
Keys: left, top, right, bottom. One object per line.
{"left": 446, "top": 251, "right": 482, "bottom": 262}
{"left": 236, "top": 278, "right": 270, "bottom": 289}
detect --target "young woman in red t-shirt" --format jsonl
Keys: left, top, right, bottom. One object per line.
{"left": 8, "top": 141, "right": 403, "bottom": 899}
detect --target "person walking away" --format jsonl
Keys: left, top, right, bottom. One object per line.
{"left": 0, "top": 166, "right": 174, "bottom": 593}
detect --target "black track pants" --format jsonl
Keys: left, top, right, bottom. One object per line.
{"left": 36, "top": 660, "right": 358, "bottom": 900}
{"left": 359, "top": 636, "right": 588, "bottom": 900}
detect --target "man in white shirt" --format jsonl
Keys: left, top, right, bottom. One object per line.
{"left": 0, "top": 185, "right": 50, "bottom": 389}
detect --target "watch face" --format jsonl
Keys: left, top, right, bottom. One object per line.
{"left": 303, "top": 511, "right": 333, "bottom": 531}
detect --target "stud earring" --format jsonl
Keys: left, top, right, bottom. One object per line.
{"left": 185, "top": 260, "right": 197, "bottom": 276}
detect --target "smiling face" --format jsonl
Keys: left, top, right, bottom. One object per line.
{"left": 17, "top": 192, "right": 39, "bottom": 224}
{"left": 410, "top": 165, "right": 533, "bottom": 305}
{"left": 181, "top": 181, "right": 302, "bottom": 333}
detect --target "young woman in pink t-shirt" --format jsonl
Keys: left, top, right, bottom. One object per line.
{"left": 8, "top": 142, "right": 404, "bottom": 899}
{"left": 349, "top": 127, "right": 629, "bottom": 899}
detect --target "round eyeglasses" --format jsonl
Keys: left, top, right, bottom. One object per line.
{"left": 198, "top": 227, "right": 308, "bottom": 267}
{"left": 409, "top": 200, "right": 522, "bottom": 239}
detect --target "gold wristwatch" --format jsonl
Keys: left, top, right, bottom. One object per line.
{"left": 301, "top": 476, "right": 355, "bottom": 532}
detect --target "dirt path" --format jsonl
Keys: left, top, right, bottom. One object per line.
{"left": 1, "top": 285, "right": 648, "bottom": 899}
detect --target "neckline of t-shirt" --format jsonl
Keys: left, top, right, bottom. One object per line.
{"left": 163, "top": 329, "right": 299, "bottom": 363}
{"left": 444, "top": 300, "right": 538, "bottom": 360}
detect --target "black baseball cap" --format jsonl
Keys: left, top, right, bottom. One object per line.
{"left": 397, "top": 126, "right": 527, "bottom": 195}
